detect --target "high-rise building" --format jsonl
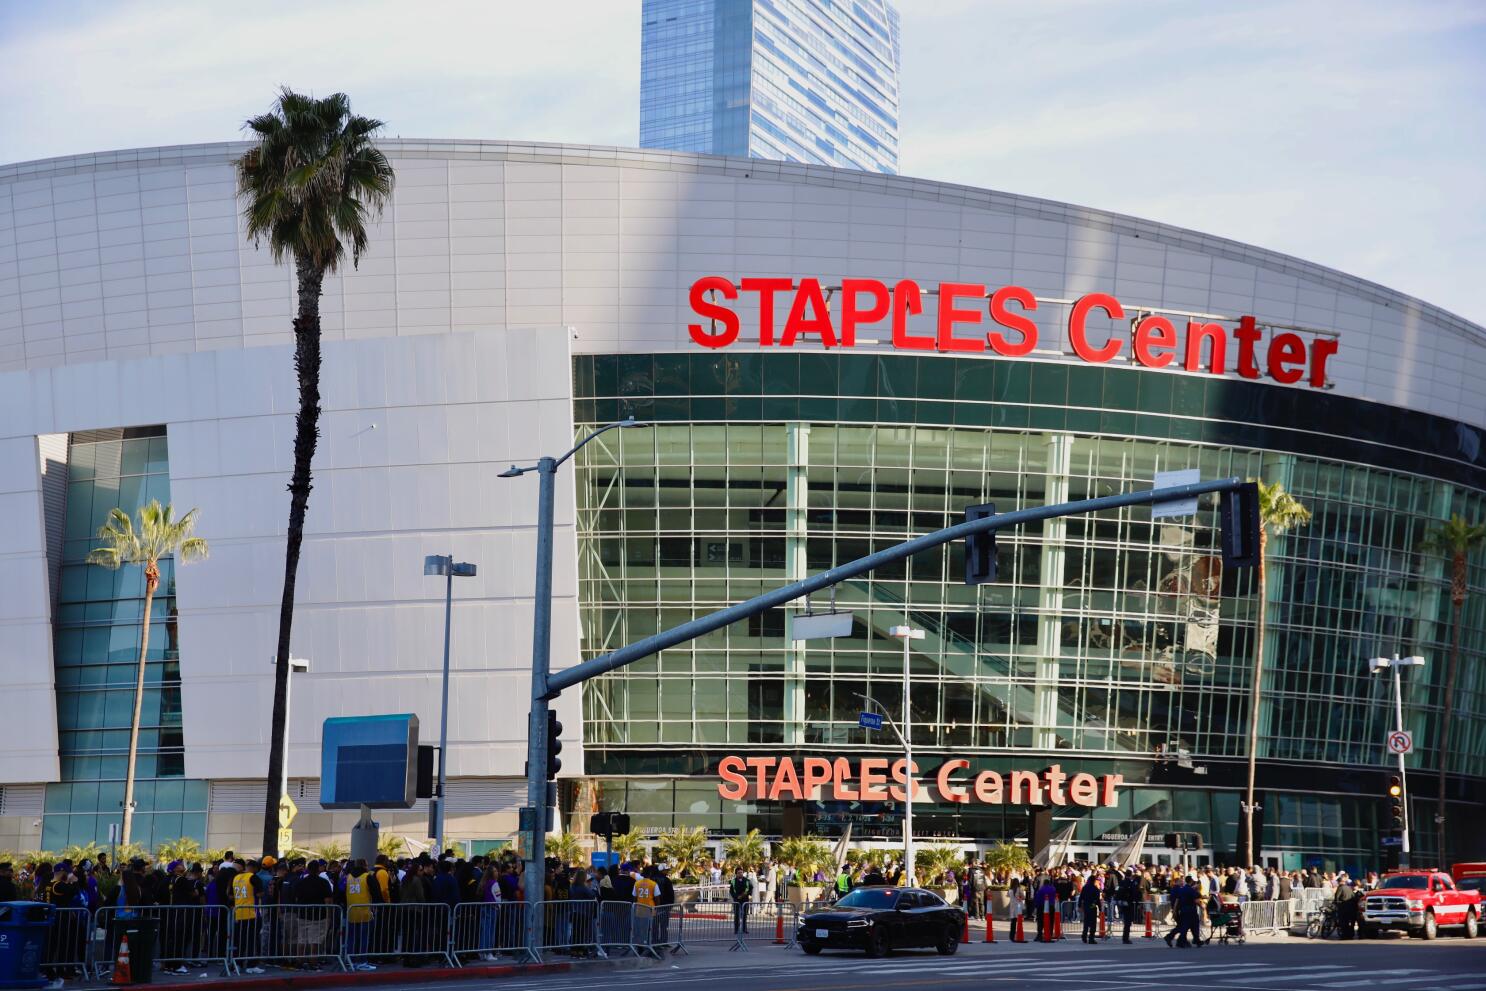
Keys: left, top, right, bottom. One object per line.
{"left": 640, "top": 0, "right": 901, "bottom": 174}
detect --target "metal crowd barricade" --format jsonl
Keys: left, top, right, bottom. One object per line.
{"left": 342, "top": 902, "right": 453, "bottom": 969}
{"left": 735, "top": 901, "right": 792, "bottom": 948}
{"left": 1240, "top": 899, "right": 1289, "bottom": 936}
{"left": 596, "top": 900, "right": 641, "bottom": 957}
{"left": 95, "top": 905, "right": 234, "bottom": 978}
{"left": 671, "top": 901, "right": 749, "bottom": 952}
{"left": 41, "top": 906, "right": 90, "bottom": 977}
{"left": 238, "top": 904, "right": 346, "bottom": 972}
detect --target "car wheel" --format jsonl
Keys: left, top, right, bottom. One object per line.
{"left": 1464, "top": 911, "right": 1478, "bottom": 939}
{"left": 1423, "top": 912, "right": 1438, "bottom": 941}
{"left": 802, "top": 943, "right": 822, "bottom": 955}
{"left": 937, "top": 926, "right": 959, "bottom": 955}
{"left": 865, "top": 928, "right": 888, "bottom": 958}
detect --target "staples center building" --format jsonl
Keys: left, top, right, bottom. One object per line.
{"left": 2, "top": 141, "right": 1483, "bottom": 871}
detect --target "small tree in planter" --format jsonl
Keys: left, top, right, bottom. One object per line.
{"left": 657, "top": 826, "right": 709, "bottom": 882}
{"left": 982, "top": 841, "right": 1033, "bottom": 918}
{"left": 775, "top": 837, "right": 832, "bottom": 903}
{"left": 722, "top": 828, "right": 766, "bottom": 872}
{"left": 917, "top": 846, "right": 966, "bottom": 902}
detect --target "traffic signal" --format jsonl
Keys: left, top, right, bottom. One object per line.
{"left": 1386, "top": 775, "right": 1404, "bottom": 830}
{"left": 963, "top": 503, "right": 998, "bottom": 584}
{"left": 1219, "top": 482, "right": 1260, "bottom": 567}
{"left": 546, "top": 710, "right": 563, "bottom": 780}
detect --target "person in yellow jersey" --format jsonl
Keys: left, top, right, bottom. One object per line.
{"left": 632, "top": 867, "right": 659, "bottom": 953}
{"left": 232, "top": 859, "right": 267, "bottom": 973}
{"left": 343, "top": 860, "right": 378, "bottom": 971}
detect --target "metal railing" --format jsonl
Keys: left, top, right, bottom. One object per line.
{"left": 236, "top": 904, "right": 346, "bottom": 972}
{"left": 95, "top": 905, "right": 233, "bottom": 978}
{"left": 343, "top": 902, "right": 454, "bottom": 969}
{"left": 41, "top": 906, "right": 88, "bottom": 976}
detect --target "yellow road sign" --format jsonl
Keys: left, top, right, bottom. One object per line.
{"left": 277, "top": 827, "right": 293, "bottom": 853}
{"left": 278, "top": 794, "right": 298, "bottom": 828}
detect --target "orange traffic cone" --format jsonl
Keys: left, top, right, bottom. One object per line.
{"left": 1052, "top": 904, "right": 1063, "bottom": 941}
{"left": 1099, "top": 905, "right": 1108, "bottom": 940}
{"left": 984, "top": 914, "right": 995, "bottom": 943}
{"left": 1012, "top": 914, "right": 1025, "bottom": 942}
{"left": 961, "top": 914, "right": 971, "bottom": 944}
{"left": 1144, "top": 907, "right": 1155, "bottom": 940}
{"left": 774, "top": 910, "right": 785, "bottom": 946}
{"left": 1042, "top": 903, "right": 1055, "bottom": 942}
{"left": 112, "top": 934, "right": 132, "bottom": 985}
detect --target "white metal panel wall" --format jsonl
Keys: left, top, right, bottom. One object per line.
{"left": 0, "top": 327, "right": 582, "bottom": 784}
{"left": 0, "top": 141, "right": 1482, "bottom": 427}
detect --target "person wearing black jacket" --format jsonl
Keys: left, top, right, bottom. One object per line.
{"left": 1078, "top": 875, "right": 1102, "bottom": 944}
{"left": 1116, "top": 870, "right": 1143, "bottom": 944}
{"left": 652, "top": 866, "right": 676, "bottom": 948}
{"left": 0, "top": 864, "right": 17, "bottom": 903}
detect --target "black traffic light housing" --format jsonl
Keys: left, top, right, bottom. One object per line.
{"left": 590, "top": 811, "right": 631, "bottom": 836}
{"left": 963, "top": 503, "right": 998, "bottom": 584}
{"left": 1219, "top": 482, "right": 1261, "bottom": 568}
{"left": 546, "top": 711, "right": 563, "bottom": 780}
{"left": 1386, "top": 774, "right": 1404, "bottom": 831}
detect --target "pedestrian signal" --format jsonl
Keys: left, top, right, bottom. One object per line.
{"left": 546, "top": 711, "right": 563, "bottom": 779}
{"left": 1219, "top": 482, "right": 1260, "bottom": 567}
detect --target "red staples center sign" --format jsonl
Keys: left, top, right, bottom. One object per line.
{"left": 717, "top": 755, "right": 1123, "bottom": 808}
{"left": 687, "top": 276, "right": 1339, "bottom": 389}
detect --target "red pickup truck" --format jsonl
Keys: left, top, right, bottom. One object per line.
{"left": 1359, "top": 871, "right": 1481, "bottom": 939}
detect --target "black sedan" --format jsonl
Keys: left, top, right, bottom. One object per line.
{"left": 797, "top": 886, "right": 966, "bottom": 957}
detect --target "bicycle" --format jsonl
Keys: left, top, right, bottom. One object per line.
{"left": 1305, "top": 904, "right": 1337, "bottom": 939}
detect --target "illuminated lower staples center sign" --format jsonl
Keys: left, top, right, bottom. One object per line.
{"left": 717, "top": 755, "right": 1123, "bottom": 808}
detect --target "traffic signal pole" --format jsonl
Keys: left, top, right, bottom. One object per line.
{"left": 1390, "top": 658, "right": 1413, "bottom": 867}
{"left": 521, "top": 473, "right": 1251, "bottom": 959}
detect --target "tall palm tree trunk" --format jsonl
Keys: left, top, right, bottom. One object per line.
{"left": 262, "top": 259, "right": 326, "bottom": 857}
{"left": 1243, "top": 529, "right": 1269, "bottom": 866}
{"left": 1435, "top": 556, "right": 1465, "bottom": 862}
{"left": 122, "top": 565, "right": 158, "bottom": 846}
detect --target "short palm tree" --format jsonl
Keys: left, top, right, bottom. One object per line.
{"left": 377, "top": 833, "right": 407, "bottom": 859}
{"left": 982, "top": 840, "right": 1032, "bottom": 876}
{"left": 722, "top": 828, "right": 766, "bottom": 871}
{"left": 610, "top": 828, "right": 647, "bottom": 865}
{"left": 1422, "top": 513, "right": 1485, "bottom": 860}
{"left": 546, "top": 832, "right": 586, "bottom": 867}
{"left": 237, "top": 89, "right": 394, "bottom": 858}
{"left": 88, "top": 501, "right": 208, "bottom": 846}
{"left": 155, "top": 837, "right": 203, "bottom": 865}
{"left": 657, "top": 826, "right": 709, "bottom": 880}
{"left": 1242, "top": 480, "right": 1310, "bottom": 865}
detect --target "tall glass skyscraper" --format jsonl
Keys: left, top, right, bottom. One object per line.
{"left": 640, "top": 0, "right": 901, "bottom": 174}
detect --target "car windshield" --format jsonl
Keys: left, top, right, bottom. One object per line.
{"left": 1459, "top": 878, "right": 1485, "bottom": 892}
{"left": 834, "top": 888, "right": 901, "bottom": 910}
{"left": 1378, "top": 875, "right": 1428, "bottom": 889}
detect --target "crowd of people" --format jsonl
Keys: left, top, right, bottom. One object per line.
{"left": 2, "top": 848, "right": 692, "bottom": 976}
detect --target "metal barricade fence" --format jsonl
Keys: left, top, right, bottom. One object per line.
{"left": 671, "top": 901, "right": 749, "bottom": 951}
{"left": 597, "top": 900, "right": 641, "bottom": 957}
{"left": 736, "top": 901, "right": 792, "bottom": 948}
{"left": 236, "top": 904, "right": 346, "bottom": 972}
{"left": 342, "top": 902, "right": 452, "bottom": 969}
{"left": 42, "top": 906, "right": 91, "bottom": 977}
{"left": 95, "top": 905, "right": 233, "bottom": 978}
{"left": 1240, "top": 899, "right": 1290, "bottom": 936}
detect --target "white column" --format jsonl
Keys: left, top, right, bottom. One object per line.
{"left": 783, "top": 422, "right": 810, "bottom": 745}
{"left": 1033, "top": 433, "right": 1073, "bottom": 751}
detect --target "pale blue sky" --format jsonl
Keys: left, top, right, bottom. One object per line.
{"left": 2, "top": 0, "right": 1482, "bottom": 324}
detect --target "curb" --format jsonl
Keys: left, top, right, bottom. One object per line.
{"left": 73, "top": 962, "right": 609, "bottom": 991}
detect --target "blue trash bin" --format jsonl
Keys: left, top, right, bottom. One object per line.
{"left": 0, "top": 902, "right": 55, "bottom": 990}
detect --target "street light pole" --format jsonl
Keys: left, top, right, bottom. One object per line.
{"left": 425, "top": 555, "right": 477, "bottom": 857}
{"left": 500, "top": 417, "right": 642, "bottom": 959}
{"left": 888, "top": 625, "right": 923, "bottom": 884}
{"left": 279, "top": 656, "right": 309, "bottom": 800}
{"left": 1370, "top": 653, "right": 1425, "bottom": 867}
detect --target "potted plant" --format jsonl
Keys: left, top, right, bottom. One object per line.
{"left": 775, "top": 837, "right": 831, "bottom": 904}
{"left": 982, "top": 841, "right": 1033, "bottom": 918}
{"left": 917, "top": 846, "right": 965, "bottom": 904}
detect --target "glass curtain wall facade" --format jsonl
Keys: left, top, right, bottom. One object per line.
{"left": 571, "top": 352, "right": 1486, "bottom": 870}
{"left": 45, "top": 428, "right": 207, "bottom": 850}
{"left": 640, "top": 0, "right": 902, "bottom": 174}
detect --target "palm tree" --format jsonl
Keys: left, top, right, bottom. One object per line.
{"left": 610, "top": 828, "right": 647, "bottom": 865}
{"left": 982, "top": 840, "right": 1032, "bottom": 876}
{"left": 237, "top": 89, "right": 394, "bottom": 858}
{"left": 722, "top": 828, "right": 766, "bottom": 871}
{"left": 546, "top": 832, "right": 586, "bottom": 867}
{"left": 376, "top": 833, "right": 407, "bottom": 859}
{"left": 1242, "top": 480, "right": 1310, "bottom": 865}
{"left": 155, "top": 837, "right": 203, "bottom": 865}
{"left": 1422, "top": 513, "right": 1486, "bottom": 861}
{"left": 657, "top": 826, "right": 710, "bottom": 881}
{"left": 88, "top": 501, "right": 208, "bottom": 846}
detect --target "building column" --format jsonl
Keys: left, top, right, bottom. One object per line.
{"left": 783, "top": 422, "right": 810, "bottom": 745}
{"left": 1034, "top": 433, "right": 1073, "bottom": 751}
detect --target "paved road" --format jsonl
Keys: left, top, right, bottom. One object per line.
{"left": 364, "top": 936, "right": 1486, "bottom": 991}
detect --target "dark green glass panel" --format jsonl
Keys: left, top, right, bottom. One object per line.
{"left": 724, "top": 396, "right": 761, "bottom": 420}
{"left": 993, "top": 405, "right": 1029, "bottom": 428}
{"left": 917, "top": 356, "right": 955, "bottom": 400}
{"left": 689, "top": 354, "right": 729, "bottom": 395}
{"left": 1029, "top": 363, "right": 1068, "bottom": 405}
{"left": 879, "top": 355, "right": 915, "bottom": 398}
{"left": 1065, "top": 367, "right": 1103, "bottom": 408}
{"left": 1030, "top": 407, "right": 1067, "bottom": 431}
{"left": 653, "top": 354, "right": 689, "bottom": 396}
{"left": 917, "top": 401, "right": 954, "bottom": 425}
{"left": 617, "top": 354, "right": 652, "bottom": 397}
{"left": 839, "top": 397, "right": 875, "bottom": 422}
{"left": 594, "top": 356, "right": 618, "bottom": 397}
{"left": 1065, "top": 409, "right": 1102, "bottom": 434}
{"left": 838, "top": 354, "right": 878, "bottom": 397}
{"left": 1167, "top": 418, "right": 1203, "bottom": 442}
{"left": 798, "top": 397, "right": 838, "bottom": 421}
{"left": 954, "top": 403, "right": 995, "bottom": 427}
{"left": 1135, "top": 414, "right": 1170, "bottom": 439}
{"left": 762, "top": 354, "right": 800, "bottom": 395}
{"left": 690, "top": 396, "right": 725, "bottom": 420}
{"left": 762, "top": 397, "right": 799, "bottom": 420}
{"left": 1138, "top": 372, "right": 1172, "bottom": 413}
{"left": 954, "top": 357, "right": 996, "bottom": 402}
{"left": 1169, "top": 375, "right": 1206, "bottom": 417}
{"left": 653, "top": 398, "right": 689, "bottom": 421}
{"left": 726, "top": 353, "right": 763, "bottom": 394}
{"left": 1102, "top": 368, "right": 1138, "bottom": 412}
{"left": 994, "top": 362, "right": 1030, "bottom": 404}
